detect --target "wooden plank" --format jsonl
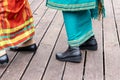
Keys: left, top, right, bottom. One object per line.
{"left": 28, "top": 0, "right": 34, "bottom": 4}
{"left": 21, "top": 11, "right": 63, "bottom": 80}
{"left": 0, "top": 52, "right": 33, "bottom": 80}
{"left": 29, "top": 0, "right": 47, "bottom": 25}
{"left": 33, "top": 1, "right": 48, "bottom": 26}
{"left": 30, "top": 0, "right": 44, "bottom": 12}
{"left": 63, "top": 52, "right": 85, "bottom": 80}
{"left": 112, "top": 0, "right": 120, "bottom": 44}
{"left": 84, "top": 20, "right": 104, "bottom": 80}
{"left": 0, "top": 51, "right": 17, "bottom": 78}
{"left": 34, "top": 9, "right": 57, "bottom": 45}
{"left": 104, "top": 0, "right": 120, "bottom": 80}
{"left": 42, "top": 27, "right": 66, "bottom": 80}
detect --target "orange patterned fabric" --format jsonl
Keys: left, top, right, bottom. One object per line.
{"left": 0, "top": 0, "right": 35, "bottom": 50}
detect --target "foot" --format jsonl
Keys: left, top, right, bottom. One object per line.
{"left": 10, "top": 43, "right": 37, "bottom": 52}
{"left": 80, "top": 36, "right": 97, "bottom": 51}
{"left": 56, "top": 46, "right": 82, "bottom": 63}
{"left": 0, "top": 50, "right": 9, "bottom": 64}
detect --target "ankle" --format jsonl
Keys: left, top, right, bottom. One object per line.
{"left": 0, "top": 50, "right": 7, "bottom": 57}
{"left": 21, "top": 39, "right": 35, "bottom": 47}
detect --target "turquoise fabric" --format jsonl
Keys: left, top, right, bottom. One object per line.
{"left": 46, "top": 0, "right": 105, "bottom": 46}
{"left": 46, "top": 0, "right": 96, "bottom": 11}
{"left": 46, "top": 0, "right": 105, "bottom": 19}
{"left": 62, "top": 10, "right": 94, "bottom": 46}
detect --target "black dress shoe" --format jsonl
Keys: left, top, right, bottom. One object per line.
{"left": 80, "top": 36, "right": 97, "bottom": 50}
{"left": 10, "top": 44, "right": 37, "bottom": 52}
{"left": 0, "top": 54, "right": 9, "bottom": 64}
{"left": 56, "top": 46, "right": 82, "bottom": 63}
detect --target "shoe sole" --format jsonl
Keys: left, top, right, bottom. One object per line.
{"left": 0, "top": 60, "right": 9, "bottom": 64}
{"left": 56, "top": 55, "right": 82, "bottom": 63}
{"left": 10, "top": 44, "right": 37, "bottom": 52}
{"left": 80, "top": 45, "right": 97, "bottom": 51}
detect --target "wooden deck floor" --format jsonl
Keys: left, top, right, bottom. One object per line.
{"left": 0, "top": 0, "right": 120, "bottom": 80}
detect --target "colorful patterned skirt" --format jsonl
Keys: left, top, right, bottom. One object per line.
{"left": 0, "top": 0, "right": 35, "bottom": 50}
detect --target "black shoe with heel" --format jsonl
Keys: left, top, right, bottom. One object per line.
{"left": 0, "top": 54, "right": 9, "bottom": 64}
{"left": 56, "top": 46, "right": 82, "bottom": 63}
{"left": 80, "top": 36, "right": 98, "bottom": 51}
{"left": 10, "top": 44, "right": 37, "bottom": 52}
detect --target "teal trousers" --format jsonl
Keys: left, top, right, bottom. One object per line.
{"left": 62, "top": 10, "right": 94, "bottom": 46}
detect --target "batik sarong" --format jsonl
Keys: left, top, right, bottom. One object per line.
{"left": 0, "top": 0, "right": 35, "bottom": 50}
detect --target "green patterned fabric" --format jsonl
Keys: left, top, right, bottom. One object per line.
{"left": 46, "top": 0, "right": 95, "bottom": 10}
{"left": 46, "top": 0, "right": 105, "bottom": 19}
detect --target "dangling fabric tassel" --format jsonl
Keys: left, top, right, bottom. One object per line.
{"left": 90, "top": 0, "right": 105, "bottom": 20}
{"left": 98, "top": 0, "right": 105, "bottom": 20}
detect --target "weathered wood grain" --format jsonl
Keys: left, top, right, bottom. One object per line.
{"left": 104, "top": 0, "right": 120, "bottom": 80}
{"left": 84, "top": 20, "right": 104, "bottom": 80}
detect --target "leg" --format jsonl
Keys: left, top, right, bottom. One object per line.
{"left": 63, "top": 10, "right": 94, "bottom": 46}
{"left": 10, "top": 38, "right": 37, "bottom": 52}
{"left": 0, "top": 50, "right": 9, "bottom": 64}
{"left": 19, "top": 38, "right": 35, "bottom": 47}
{"left": 8, "top": 0, "right": 37, "bottom": 52}
{"left": 63, "top": 10, "right": 97, "bottom": 50}
{"left": 56, "top": 10, "right": 96, "bottom": 63}
{"left": 80, "top": 36, "right": 97, "bottom": 50}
